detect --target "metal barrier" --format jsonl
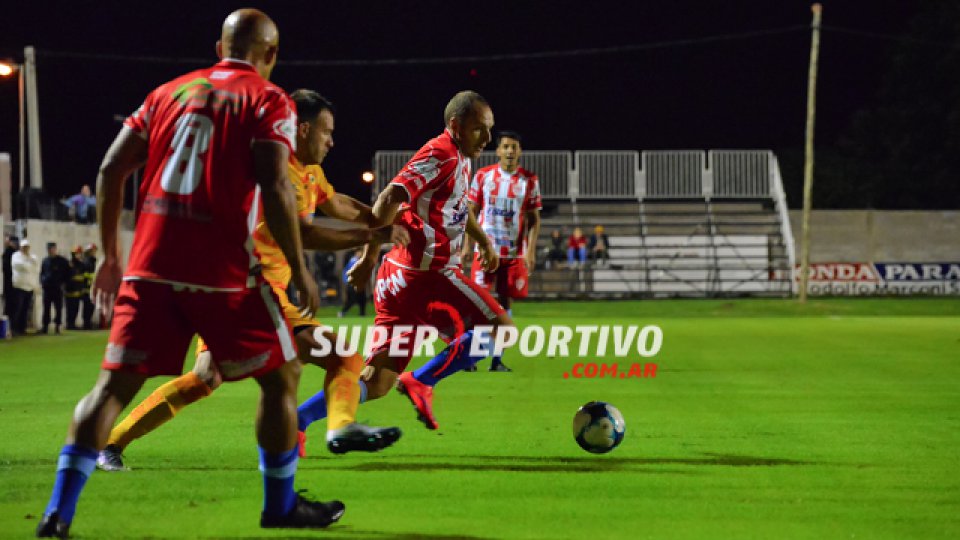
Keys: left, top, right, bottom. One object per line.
{"left": 642, "top": 151, "right": 705, "bottom": 198}
{"left": 373, "top": 148, "right": 785, "bottom": 202}
{"left": 574, "top": 151, "right": 639, "bottom": 199}
{"left": 710, "top": 150, "right": 772, "bottom": 198}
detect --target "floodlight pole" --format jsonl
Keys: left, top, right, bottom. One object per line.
{"left": 18, "top": 61, "right": 25, "bottom": 195}
{"left": 24, "top": 46, "right": 43, "bottom": 191}
{"left": 798, "top": 4, "right": 822, "bottom": 303}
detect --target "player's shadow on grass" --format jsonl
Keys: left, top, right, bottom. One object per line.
{"left": 303, "top": 453, "right": 819, "bottom": 474}
{"left": 225, "top": 533, "right": 492, "bottom": 540}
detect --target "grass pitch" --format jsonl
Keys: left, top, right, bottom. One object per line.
{"left": 1, "top": 298, "right": 959, "bottom": 539}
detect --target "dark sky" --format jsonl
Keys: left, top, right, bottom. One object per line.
{"left": 0, "top": 0, "right": 918, "bottom": 205}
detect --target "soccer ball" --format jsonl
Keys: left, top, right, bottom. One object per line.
{"left": 572, "top": 401, "right": 625, "bottom": 454}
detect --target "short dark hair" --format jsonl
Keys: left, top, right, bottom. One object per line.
{"left": 289, "top": 89, "right": 335, "bottom": 124}
{"left": 47, "top": 242, "right": 57, "bottom": 249}
{"left": 443, "top": 90, "right": 488, "bottom": 126}
{"left": 497, "top": 131, "right": 522, "bottom": 146}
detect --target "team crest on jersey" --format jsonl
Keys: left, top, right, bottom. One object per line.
{"left": 516, "top": 278, "right": 526, "bottom": 290}
{"left": 450, "top": 205, "right": 468, "bottom": 226}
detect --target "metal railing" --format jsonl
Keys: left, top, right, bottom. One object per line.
{"left": 642, "top": 151, "right": 705, "bottom": 198}
{"left": 574, "top": 151, "right": 639, "bottom": 199}
{"left": 372, "top": 148, "right": 783, "bottom": 202}
{"left": 710, "top": 150, "right": 772, "bottom": 198}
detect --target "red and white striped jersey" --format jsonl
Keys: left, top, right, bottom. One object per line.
{"left": 467, "top": 165, "right": 542, "bottom": 259}
{"left": 123, "top": 59, "right": 297, "bottom": 290}
{"left": 386, "top": 129, "right": 472, "bottom": 271}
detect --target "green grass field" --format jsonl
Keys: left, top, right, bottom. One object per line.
{"left": 2, "top": 298, "right": 959, "bottom": 539}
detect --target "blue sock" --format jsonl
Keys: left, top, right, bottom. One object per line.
{"left": 258, "top": 446, "right": 299, "bottom": 517}
{"left": 413, "top": 330, "right": 487, "bottom": 386}
{"left": 297, "top": 380, "right": 367, "bottom": 432}
{"left": 44, "top": 444, "right": 98, "bottom": 523}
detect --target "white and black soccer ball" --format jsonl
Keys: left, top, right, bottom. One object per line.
{"left": 572, "top": 401, "right": 625, "bottom": 454}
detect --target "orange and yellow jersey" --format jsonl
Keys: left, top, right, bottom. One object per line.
{"left": 253, "top": 157, "right": 336, "bottom": 287}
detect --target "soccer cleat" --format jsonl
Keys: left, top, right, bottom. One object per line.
{"left": 489, "top": 362, "right": 512, "bottom": 372}
{"left": 36, "top": 512, "right": 70, "bottom": 539}
{"left": 96, "top": 445, "right": 128, "bottom": 472}
{"left": 326, "top": 423, "right": 402, "bottom": 454}
{"left": 464, "top": 364, "right": 478, "bottom": 372}
{"left": 396, "top": 372, "right": 439, "bottom": 430}
{"left": 260, "top": 492, "right": 345, "bottom": 529}
{"left": 297, "top": 431, "right": 307, "bottom": 458}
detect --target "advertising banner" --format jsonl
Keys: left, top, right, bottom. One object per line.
{"left": 798, "top": 262, "right": 960, "bottom": 296}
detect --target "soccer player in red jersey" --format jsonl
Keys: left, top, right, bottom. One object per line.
{"left": 94, "top": 90, "right": 403, "bottom": 471}
{"left": 461, "top": 131, "right": 542, "bottom": 371}
{"left": 37, "top": 10, "right": 342, "bottom": 538}
{"left": 334, "top": 91, "right": 514, "bottom": 431}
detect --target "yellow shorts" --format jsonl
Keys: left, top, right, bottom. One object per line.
{"left": 196, "top": 281, "right": 319, "bottom": 354}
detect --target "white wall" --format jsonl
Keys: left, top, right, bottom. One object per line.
{"left": 788, "top": 210, "right": 960, "bottom": 262}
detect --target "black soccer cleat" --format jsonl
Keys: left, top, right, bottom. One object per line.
{"left": 96, "top": 444, "right": 128, "bottom": 472}
{"left": 326, "top": 423, "right": 402, "bottom": 455}
{"left": 260, "top": 493, "right": 345, "bottom": 529}
{"left": 36, "top": 512, "right": 70, "bottom": 539}
{"left": 489, "top": 362, "right": 512, "bottom": 372}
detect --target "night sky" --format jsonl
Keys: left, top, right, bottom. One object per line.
{"left": 0, "top": 0, "right": 919, "bottom": 206}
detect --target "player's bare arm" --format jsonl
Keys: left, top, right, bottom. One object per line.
{"left": 466, "top": 209, "right": 499, "bottom": 272}
{"left": 347, "top": 184, "right": 408, "bottom": 291}
{"left": 299, "top": 219, "right": 391, "bottom": 252}
{"left": 460, "top": 202, "right": 480, "bottom": 261}
{"left": 525, "top": 208, "right": 541, "bottom": 272}
{"left": 93, "top": 126, "right": 148, "bottom": 316}
{"left": 254, "top": 141, "right": 320, "bottom": 316}
{"left": 318, "top": 193, "right": 373, "bottom": 225}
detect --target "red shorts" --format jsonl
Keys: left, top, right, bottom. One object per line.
{"left": 102, "top": 279, "right": 296, "bottom": 381}
{"left": 372, "top": 257, "right": 506, "bottom": 370}
{"left": 471, "top": 257, "right": 529, "bottom": 300}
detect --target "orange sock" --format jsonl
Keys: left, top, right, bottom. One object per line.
{"left": 325, "top": 353, "right": 363, "bottom": 431}
{"left": 106, "top": 372, "right": 213, "bottom": 450}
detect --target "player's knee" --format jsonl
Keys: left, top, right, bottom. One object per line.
{"left": 74, "top": 369, "right": 146, "bottom": 422}
{"left": 493, "top": 312, "right": 515, "bottom": 330}
{"left": 256, "top": 360, "right": 301, "bottom": 396}
{"left": 192, "top": 352, "right": 223, "bottom": 390}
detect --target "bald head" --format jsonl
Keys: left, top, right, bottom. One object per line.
{"left": 217, "top": 9, "right": 280, "bottom": 78}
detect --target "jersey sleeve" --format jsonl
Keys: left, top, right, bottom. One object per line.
{"left": 315, "top": 168, "right": 336, "bottom": 206}
{"left": 124, "top": 90, "right": 157, "bottom": 140}
{"left": 467, "top": 171, "right": 482, "bottom": 205}
{"left": 390, "top": 146, "right": 455, "bottom": 201}
{"left": 252, "top": 87, "right": 297, "bottom": 154}
{"left": 524, "top": 176, "right": 543, "bottom": 211}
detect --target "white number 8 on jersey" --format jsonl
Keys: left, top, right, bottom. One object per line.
{"left": 160, "top": 113, "right": 214, "bottom": 195}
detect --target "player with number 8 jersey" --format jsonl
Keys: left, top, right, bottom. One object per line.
{"left": 124, "top": 62, "right": 297, "bottom": 290}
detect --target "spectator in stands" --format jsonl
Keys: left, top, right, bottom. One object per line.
{"left": 589, "top": 225, "right": 610, "bottom": 266}
{"left": 339, "top": 249, "right": 367, "bottom": 317}
{"left": 64, "top": 246, "right": 86, "bottom": 330}
{"left": 567, "top": 227, "right": 588, "bottom": 267}
{"left": 11, "top": 239, "right": 39, "bottom": 335}
{"left": 2, "top": 235, "right": 19, "bottom": 320}
{"left": 40, "top": 242, "right": 70, "bottom": 334}
{"left": 61, "top": 184, "right": 97, "bottom": 224}
{"left": 80, "top": 243, "right": 98, "bottom": 329}
{"left": 544, "top": 229, "right": 566, "bottom": 269}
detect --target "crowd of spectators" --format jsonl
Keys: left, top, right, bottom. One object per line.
{"left": 1, "top": 234, "right": 99, "bottom": 337}
{"left": 542, "top": 225, "right": 611, "bottom": 269}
